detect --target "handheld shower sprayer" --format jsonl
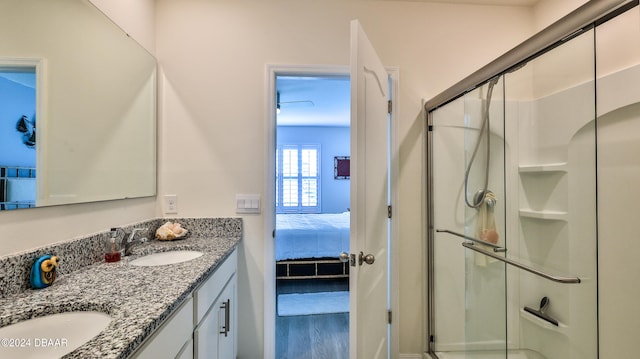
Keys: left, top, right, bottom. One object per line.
{"left": 464, "top": 76, "right": 500, "bottom": 209}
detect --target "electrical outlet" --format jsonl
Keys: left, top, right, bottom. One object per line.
{"left": 164, "top": 195, "right": 178, "bottom": 214}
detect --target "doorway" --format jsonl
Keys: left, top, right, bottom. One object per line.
{"left": 274, "top": 74, "right": 351, "bottom": 359}
{"left": 264, "top": 62, "right": 400, "bottom": 359}
{"left": 0, "top": 65, "right": 37, "bottom": 210}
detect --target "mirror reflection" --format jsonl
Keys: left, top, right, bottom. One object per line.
{"left": 0, "top": 0, "right": 156, "bottom": 211}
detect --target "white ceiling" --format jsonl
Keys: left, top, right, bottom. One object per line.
{"left": 0, "top": 70, "right": 35, "bottom": 89}
{"left": 276, "top": 76, "right": 351, "bottom": 127}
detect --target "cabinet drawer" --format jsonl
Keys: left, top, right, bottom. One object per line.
{"left": 194, "top": 249, "right": 237, "bottom": 323}
{"left": 131, "top": 296, "right": 194, "bottom": 359}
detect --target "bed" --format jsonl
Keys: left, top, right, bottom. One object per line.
{"left": 275, "top": 212, "right": 350, "bottom": 280}
{"left": 0, "top": 166, "right": 36, "bottom": 210}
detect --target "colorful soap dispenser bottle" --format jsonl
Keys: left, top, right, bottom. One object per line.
{"left": 30, "top": 255, "right": 59, "bottom": 289}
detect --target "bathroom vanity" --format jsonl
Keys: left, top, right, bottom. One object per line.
{"left": 131, "top": 249, "right": 237, "bottom": 359}
{"left": 0, "top": 217, "right": 241, "bottom": 359}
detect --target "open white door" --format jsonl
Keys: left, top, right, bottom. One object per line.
{"left": 349, "top": 19, "right": 390, "bottom": 359}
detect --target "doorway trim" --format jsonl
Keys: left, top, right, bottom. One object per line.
{"left": 264, "top": 64, "right": 399, "bottom": 359}
{"left": 0, "top": 57, "right": 46, "bottom": 206}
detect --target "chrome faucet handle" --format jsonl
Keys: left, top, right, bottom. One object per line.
{"left": 127, "top": 227, "right": 149, "bottom": 242}
{"left": 122, "top": 228, "right": 149, "bottom": 256}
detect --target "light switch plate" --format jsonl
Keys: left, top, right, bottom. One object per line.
{"left": 236, "top": 194, "right": 261, "bottom": 214}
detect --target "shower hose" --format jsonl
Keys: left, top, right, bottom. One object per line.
{"left": 464, "top": 76, "right": 500, "bottom": 209}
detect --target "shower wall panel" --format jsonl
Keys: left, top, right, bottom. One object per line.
{"left": 505, "top": 28, "right": 597, "bottom": 359}
{"left": 596, "top": 6, "right": 640, "bottom": 358}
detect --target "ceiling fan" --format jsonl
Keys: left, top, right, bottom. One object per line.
{"left": 277, "top": 91, "right": 314, "bottom": 113}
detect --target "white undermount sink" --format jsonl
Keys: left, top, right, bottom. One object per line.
{"left": 0, "top": 311, "right": 111, "bottom": 358}
{"left": 129, "top": 250, "right": 203, "bottom": 266}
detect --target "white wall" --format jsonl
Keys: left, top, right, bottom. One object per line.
{"left": 533, "top": 0, "right": 589, "bottom": 31}
{"left": 154, "top": 1, "right": 532, "bottom": 357}
{"left": 90, "top": 0, "right": 156, "bottom": 54}
{"left": 0, "top": 0, "right": 534, "bottom": 357}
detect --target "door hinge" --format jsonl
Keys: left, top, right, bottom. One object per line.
{"left": 272, "top": 229, "right": 275, "bottom": 238}
{"left": 388, "top": 310, "right": 392, "bottom": 324}
{"left": 387, "top": 205, "right": 392, "bottom": 219}
{"left": 388, "top": 100, "right": 392, "bottom": 114}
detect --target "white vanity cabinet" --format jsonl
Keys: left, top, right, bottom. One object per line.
{"left": 130, "top": 296, "right": 194, "bottom": 359}
{"left": 129, "top": 249, "right": 237, "bottom": 359}
{"left": 193, "top": 250, "right": 237, "bottom": 359}
{"left": 194, "top": 278, "right": 236, "bottom": 358}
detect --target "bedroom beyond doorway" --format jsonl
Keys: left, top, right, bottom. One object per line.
{"left": 274, "top": 74, "right": 351, "bottom": 359}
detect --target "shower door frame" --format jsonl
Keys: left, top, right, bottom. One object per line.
{"left": 424, "top": 0, "right": 639, "bottom": 357}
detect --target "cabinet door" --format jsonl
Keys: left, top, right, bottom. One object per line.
{"left": 217, "top": 279, "right": 236, "bottom": 358}
{"left": 131, "top": 297, "right": 194, "bottom": 359}
{"left": 195, "top": 276, "right": 236, "bottom": 359}
{"left": 176, "top": 339, "right": 194, "bottom": 359}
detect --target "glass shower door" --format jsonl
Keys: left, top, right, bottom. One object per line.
{"left": 429, "top": 26, "right": 598, "bottom": 359}
{"left": 430, "top": 77, "right": 508, "bottom": 358}
{"left": 503, "top": 28, "right": 597, "bottom": 359}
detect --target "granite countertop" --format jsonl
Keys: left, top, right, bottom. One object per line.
{"left": 0, "top": 234, "right": 240, "bottom": 358}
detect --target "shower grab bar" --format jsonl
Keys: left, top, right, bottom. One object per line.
{"left": 461, "top": 242, "right": 581, "bottom": 284}
{"left": 436, "top": 229, "right": 506, "bottom": 252}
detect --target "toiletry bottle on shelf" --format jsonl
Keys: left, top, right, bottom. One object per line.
{"left": 105, "top": 228, "right": 122, "bottom": 262}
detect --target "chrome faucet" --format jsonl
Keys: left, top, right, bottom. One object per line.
{"left": 122, "top": 228, "right": 148, "bottom": 256}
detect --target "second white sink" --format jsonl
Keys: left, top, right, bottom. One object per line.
{"left": 129, "top": 250, "right": 203, "bottom": 266}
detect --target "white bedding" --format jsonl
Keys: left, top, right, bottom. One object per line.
{"left": 275, "top": 212, "right": 350, "bottom": 261}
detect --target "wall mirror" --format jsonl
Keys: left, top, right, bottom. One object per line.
{"left": 0, "top": 0, "right": 156, "bottom": 211}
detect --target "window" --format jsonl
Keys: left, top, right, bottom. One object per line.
{"left": 276, "top": 144, "right": 320, "bottom": 213}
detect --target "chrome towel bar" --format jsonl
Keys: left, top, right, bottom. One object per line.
{"left": 436, "top": 229, "right": 506, "bottom": 252}
{"left": 462, "top": 242, "right": 581, "bottom": 284}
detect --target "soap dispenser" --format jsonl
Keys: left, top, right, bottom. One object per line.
{"left": 105, "top": 228, "right": 123, "bottom": 262}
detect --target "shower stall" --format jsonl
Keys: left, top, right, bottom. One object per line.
{"left": 425, "top": 1, "right": 640, "bottom": 358}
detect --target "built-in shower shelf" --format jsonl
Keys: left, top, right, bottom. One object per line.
{"left": 518, "top": 162, "right": 568, "bottom": 173}
{"left": 520, "top": 308, "right": 568, "bottom": 334}
{"left": 519, "top": 209, "right": 568, "bottom": 221}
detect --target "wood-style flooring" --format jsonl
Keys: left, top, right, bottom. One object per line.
{"left": 276, "top": 279, "right": 349, "bottom": 359}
